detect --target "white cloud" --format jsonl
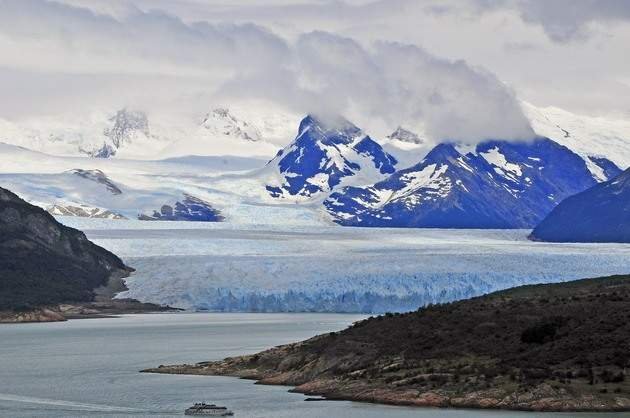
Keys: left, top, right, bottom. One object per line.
{"left": 1, "top": 0, "right": 628, "bottom": 139}
{"left": 0, "top": 0, "right": 538, "bottom": 142}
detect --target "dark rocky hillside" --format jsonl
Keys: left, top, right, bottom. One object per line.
{"left": 146, "top": 274, "right": 630, "bottom": 412}
{"left": 530, "top": 168, "right": 630, "bottom": 242}
{"left": 0, "top": 187, "right": 133, "bottom": 311}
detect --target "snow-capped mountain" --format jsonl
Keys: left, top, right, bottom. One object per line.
{"left": 325, "top": 137, "right": 621, "bottom": 228}
{"left": 44, "top": 169, "right": 127, "bottom": 218}
{"left": 0, "top": 143, "right": 244, "bottom": 222}
{"left": 523, "top": 102, "right": 630, "bottom": 172}
{"left": 157, "top": 107, "right": 281, "bottom": 159}
{"left": 8, "top": 167, "right": 224, "bottom": 222}
{"left": 387, "top": 127, "right": 423, "bottom": 144}
{"left": 0, "top": 108, "right": 166, "bottom": 159}
{"left": 0, "top": 101, "right": 627, "bottom": 227}
{"left": 530, "top": 168, "right": 630, "bottom": 242}
{"left": 139, "top": 194, "right": 224, "bottom": 222}
{"left": 263, "top": 115, "right": 398, "bottom": 200}
{"left": 0, "top": 104, "right": 295, "bottom": 160}
{"left": 0, "top": 100, "right": 626, "bottom": 165}
{"left": 201, "top": 108, "right": 261, "bottom": 142}
{"left": 92, "top": 109, "right": 152, "bottom": 157}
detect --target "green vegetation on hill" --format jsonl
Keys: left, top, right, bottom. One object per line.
{"left": 146, "top": 274, "right": 630, "bottom": 411}
{"left": 0, "top": 187, "right": 132, "bottom": 311}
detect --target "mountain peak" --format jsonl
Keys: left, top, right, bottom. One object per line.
{"left": 266, "top": 115, "right": 397, "bottom": 199}
{"left": 104, "top": 108, "right": 149, "bottom": 148}
{"left": 201, "top": 107, "right": 261, "bottom": 142}
{"left": 387, "top": 127, "right": 423, "bottom": 144}
{"left": 423, "top": 143, "right": 461, "bottom": 162}
{"left": 298, "top": 114, "right": 362, "bottom": 143}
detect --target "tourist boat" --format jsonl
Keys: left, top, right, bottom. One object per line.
{"left": 184, "top": 403, "right": 234, "bottom": 416}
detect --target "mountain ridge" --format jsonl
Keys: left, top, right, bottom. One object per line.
{"left": 0, "top": 103, "right": 626, "bottom": 228}
{"left": 325, "top": 137, "right": 620, "bottom": 228}
{"left": 0, "top": 186, "right": 133, "bottom": 311}
{"left": 530, "top": 168, "right": 630, "bottom": 242}
{"left": 264, "top": 114, "right": 397, "bottom": 200}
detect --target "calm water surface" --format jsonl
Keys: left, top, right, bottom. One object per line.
{"left": 0, "top": 313, "right": 625, "bottom": 417}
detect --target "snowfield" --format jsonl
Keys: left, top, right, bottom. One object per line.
{"left": 59, "top": 218, "right": 630, "bottom": 313}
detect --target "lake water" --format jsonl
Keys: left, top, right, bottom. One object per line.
{"left": 0, "top": 313, "right": 625, "bottom": 418}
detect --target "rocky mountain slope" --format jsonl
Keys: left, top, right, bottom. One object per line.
{"left": 531, "top": 168, "right": 630, "bottom": 242}
{"left": 387, "top": 127, "right": 423, "bottom": 144}
{"left": 146, "top": 274, "right": 630, "bottom": 412}
{"left": 138, "top": 194, "right": 224, "bottom": 222}
{"left": 325, "top": 138, "right": 620, "bottom": 228}
{"left": 264, "top": 115, "right": 397, "bottom": 200}
{"left": 0, "top": 187, "right": 133, "bottom": 311}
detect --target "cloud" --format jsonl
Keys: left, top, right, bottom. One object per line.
{"left": 0, "top": 0, "right": 536, "bottom": 142}
{"left": 102, "top": 0, "right": 630, "bottom": 43}
{"left": 0, "top": 0, "right": 290, "bottom": 76}
{"left": 519, "top": 0, "right": 630, "bottom": 42}
{"left": 220, "top": 31, "right": 535, "bottom": 142}
{"left": 503, "top": 41, "right": 540, "bottom": 53}
{"left": 467, "top": 0, "right": 630, "bottom": 42}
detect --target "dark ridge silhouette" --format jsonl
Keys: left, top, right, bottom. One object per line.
{"left": 0, "top": 187, "right": 133, "bottom": 311}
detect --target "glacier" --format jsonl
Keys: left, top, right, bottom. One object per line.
{"left": 59, "top": 217, "right": 630, "bottom": 313}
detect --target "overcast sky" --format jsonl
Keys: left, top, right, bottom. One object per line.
{"left": 0, "top": 0, "right": 629, "bottom": 141}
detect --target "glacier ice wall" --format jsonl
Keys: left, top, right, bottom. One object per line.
{"left": 60, "top": 218, "right": 630, "bottom": 313}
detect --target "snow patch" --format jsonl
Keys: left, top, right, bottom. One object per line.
{"left": 480, "top": 147, "right": 523, "bottom": 177}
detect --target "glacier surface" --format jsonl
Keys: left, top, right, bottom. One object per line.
{"left": 59, "top": 218, "right": 630, "bottom": 313}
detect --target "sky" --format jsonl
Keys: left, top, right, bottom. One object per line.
{"left": 0, "top": 0, "right": 629, "bottom": 142}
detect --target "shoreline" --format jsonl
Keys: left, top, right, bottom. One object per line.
{"left": 143, "top": 360, "right": 630, "bottom": 413}
{"left": 0, "top": 299, "right": 179, "bottom": 323}
{"left": 142, "top": 275, "right": 630, "bottom": 413}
